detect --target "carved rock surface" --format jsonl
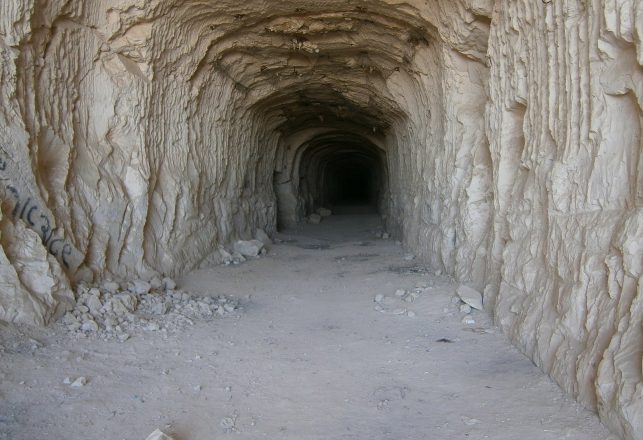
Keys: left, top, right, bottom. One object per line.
{"left": 0, "top": 207, "right": 74, "bottom": 325}
{"left": 0, "top": 0, "right": 640, "bottom": 438}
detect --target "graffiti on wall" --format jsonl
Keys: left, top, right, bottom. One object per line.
{"left": 0, "top": 148, "right": 75, "bottom": 268}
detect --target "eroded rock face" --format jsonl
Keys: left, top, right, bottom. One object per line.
{"left": 0, "top": 0, "right": 640, "bottom": 438}
{"left": 0, "top": 206, "right": 74, "bottom": 325}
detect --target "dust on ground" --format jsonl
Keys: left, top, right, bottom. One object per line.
{"left": 0, "top": 215, "right": 618, "bottom": 440}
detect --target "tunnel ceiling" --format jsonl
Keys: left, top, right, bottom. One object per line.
{"left": 140, "top": 0, "right": 488, "bottom": 136}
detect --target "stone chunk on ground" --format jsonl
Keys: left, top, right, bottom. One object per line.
{"left": 145, "top": 429, "right": 175, "bottom": 440}
{"left": 233, "top": 240, "right": 264, "bottom": 257}
{"left": 308, "top": 213, "right": 322, "bottom": 224}
{"left": 456, "top": 285, "right": 483, "bottom": 310}
{"left": 317, "top": 208, "right": 332, "bottom": 217}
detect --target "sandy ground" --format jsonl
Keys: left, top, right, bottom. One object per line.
{"left": 0, "top": 215, "right": 619, "bottom": 440}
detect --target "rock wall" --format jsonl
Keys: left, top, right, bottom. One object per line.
{"left": 0, "top": 0, "right": 640, "bottom": 438}
{"left": 485, "top": 2, "right": 642, "bottom": 439}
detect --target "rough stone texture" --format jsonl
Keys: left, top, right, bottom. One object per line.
{"left": 0, "top": 206, "right": 74, "bottom": 325}
{"left": 484, "top": 3, "right": 643, "bottom": 439}
{"left": 0, "top": 0, "right": 640, "bottom": 438}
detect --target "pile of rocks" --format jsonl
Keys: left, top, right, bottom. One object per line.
{"left": 453, "top": 285, "right": 484, "bottom": 325}
{"left": 203, "top": 229, "right": 272, "bottom": 266}
{"left": 60, "top": 277, "right": 241, "bottom": 341}
{"left": 307, "top": 207, "right": 332, "bottom": 224}
{"left": 373, "top": 281, "right": 433, "bottom": 317}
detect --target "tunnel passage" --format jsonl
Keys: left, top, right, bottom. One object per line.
{"left": 272, "top": 130, "right": 390, "bottom": 228}
{"left": 323, "top": 154, "right": 376, "bottom": 208}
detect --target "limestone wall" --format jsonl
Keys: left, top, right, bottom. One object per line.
{"left": 485, "top": 2, "right": 642, "bottom": 438}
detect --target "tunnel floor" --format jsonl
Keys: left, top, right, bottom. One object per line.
{"left": 0, "top": 215, "right": 617, "bottom": 440}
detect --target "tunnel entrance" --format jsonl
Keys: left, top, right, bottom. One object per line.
{"left": 273, "top": 132, "right": 389, "bottom": 228}
{"left": 321, "top": 152, "right": 380, "bottom": 214}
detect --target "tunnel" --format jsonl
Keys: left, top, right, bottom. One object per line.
{"left": 273, "top": 130, "right": 390, "bottom": 226}
{"left": 0, "top": 1, "right": 641, "bottom": 439}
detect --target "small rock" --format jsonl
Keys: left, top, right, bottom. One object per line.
{"left": 460, "top": 304, "right": 472, "bottom": 314}
{"left": 407, "top": 310, "right": 416, "bottom": 318}
{"left": 80, "top": 319, "right": 99, "bottom": 332}
{"left": 456, "top": 285, "right": 483, "bottom": 310}
{"left": 461, "top": 416, "right": 480, "bottom": 426}
{"left": 381, "top": 232, "right": 390, "bottom": 239}
{"left": 63, "top": 377, "right": 72, "bottom": 384}
{"left": 308, "top": 213, "right": 322, "bottom": 224}
{"left": 162, "top": 277, "right": 177, "bottom": 290}
{"left": 111, "top": 294, "right": 138, "bottom": 315}
{"left": 404, "top": 254, "right": 415, "bottom": 261}
{"left": 151, "top": 301, "right": 170, "bottom": 315}
{"left": 101, "top": 281, "right": 120, "bottom": 294}
{"left": 394, "top": 289, "right": 406, "bottom": 297}
{"left": 234, "top": 239, "right": 264, "bottom": 257}
{"left": 462, "top": 314, "right": 476, "bottom": 325}
{"left": 86, "top": 294, "right": 103, "bottom": 316}
{"left": 129, "top": 280, "right": 152, "bottom": 295}
{"left": 145, "top": 429, "right": 175, "bottom": 440}
{"left": 146, "top": 322, "right": 160, "bottom": 331}
{"left": 71, "top": 376, "right": 87, "bottom": 387}
{"left": 255, "top": 228, "right": 272, "bottom": 245}
{"left": 391, "top": 308, "right": 407, "bottom": 315}
{"left": 117, "top": 333, "right": 130, "bottom": 342}
{"left": 374, "top": 294, "right": 385, "bottom": 303}
{"left": 317, "top": 207, "right": 332, "bottom": 217}
{"left": 150, "top": 277, "right": 163, "bottom": 290}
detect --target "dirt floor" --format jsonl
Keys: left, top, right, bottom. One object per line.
{"left": 0, "top": 215, "right": 619, "bottom": 440}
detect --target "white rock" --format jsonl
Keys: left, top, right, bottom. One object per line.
{"left": 374, "top": 294, "right": 385, "bottom": 303}
{"left": 150, "top": 277, "right": 163, "bottom": 290}
{"left": 456, "top": 285, "right": 483, "bottom": 310}
{"left": 70, "top": 376, "right": 87, "bottom": 387}
{"left": 394, "top": 289, "right": 406, "bottom": 297}
{"left": 145, "top": 429, "right": 175, "bottom": 440}
{"left": 162, "top": 277, "right": 177, "bottom": 290}
{"left": 317, "top": 207, "right": 332, "bottom": 217}
{"left": 86, "top": 294, "right": 103, "bottom": 315}
{"left": 129, "top": 280, "right": 151, "bottom": 295}
{"left": 381, "top": 232, "right": 390, "bottom": 239}
{"left": 407, "top": 310, "right": 416, "bottom": 318}
{"left": 308, "top": 213, "right": 322, "bottom": 224}
{"left": 80, "top": 319, "right": 99, "bottom": 332}
{"left": 391, "top": 308, "right": 407, "bottom": 315}
{"left": 460, "top": 304, "right": 472, "bottom": 314}
{"left": 233, "top": 240, "right": 264, "bottom": 257}
{"left": 462, "top": 315, "right": 476, "bottom": 325}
